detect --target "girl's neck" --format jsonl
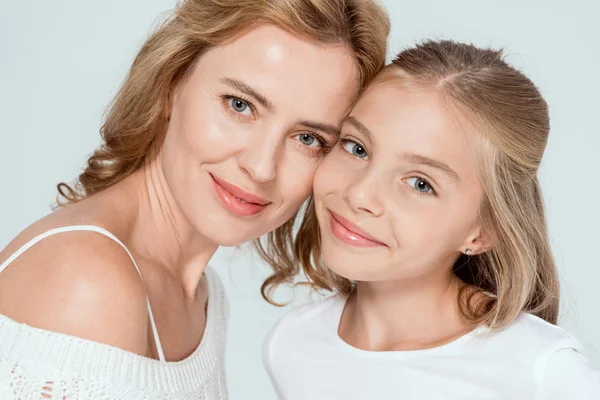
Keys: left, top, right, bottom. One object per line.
{"left": 339, "top": 272, "right": 473, "bottom": 352}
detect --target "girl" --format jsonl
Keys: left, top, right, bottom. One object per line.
{"left": 0, "top": 0, "right": 389, "bottom": 398}
{"left": 263, "top": 40, "right": 600, "bottom": 399}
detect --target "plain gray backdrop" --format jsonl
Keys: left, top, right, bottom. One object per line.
{"left": 1, "top": 1, "right": 598, "bottom": 399}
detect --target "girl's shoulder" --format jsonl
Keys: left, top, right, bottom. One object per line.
{"left": 483, "top": 313, "right": 583, "bottom": 353}
{"left": 263, "top": 293, "right": 346, "bottom": 378}
{"left": 469, "top": 313, "right": 593, "bottom": 381}
{"left": 284, "top": 293, "right": 347, "bottom": 322}
{"left": 263, "top": 293, "right": 346, "bottom": 352}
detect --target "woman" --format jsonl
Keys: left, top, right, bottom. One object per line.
{"left": 263, "top": 40, "right": 600, "bottom": 399}
{"left": 0, "top": 0, "right": 390, "bottom": 398}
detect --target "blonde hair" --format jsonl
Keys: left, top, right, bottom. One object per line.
{"left": 262, "top": 40, "right": 559, "bottom": 329}
{"left": 58, "top": 0, "right": 390, "bottom": 203}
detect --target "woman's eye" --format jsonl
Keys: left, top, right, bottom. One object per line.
{"left": 228, "top": 97, "right": 252, "bottom": 116}
{"left": 406, "top": 177, "right": 434, "bottom": 194}
{"left": 342, "top": 140, "right": 368, "bottom": 159}
{"left": 295, "top": 133, "right": 321, "bottom": 148}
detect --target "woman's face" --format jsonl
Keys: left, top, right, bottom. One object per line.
{"left": 313, "top": 79, "right": 489, "bottom": 283}
{"left": 161, "top": 25, "right": 359, "bottom": 246}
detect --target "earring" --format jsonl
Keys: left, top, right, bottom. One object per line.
{"left": 465, "top": 249, "right": 473, "bottom": 256}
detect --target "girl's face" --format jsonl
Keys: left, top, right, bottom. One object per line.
{"left": 161, "top": 25, "right": 359, "bottom": 246}
{"left": 313, "top": 79, "right": 489, "bottom": 283}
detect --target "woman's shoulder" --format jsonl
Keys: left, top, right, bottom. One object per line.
{"left": 203, "top": 265, "right": 229, "bottom": 323}
{"left": 0, "top": 217, "right": 151, "bottom": 356}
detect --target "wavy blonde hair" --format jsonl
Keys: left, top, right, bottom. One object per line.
{"left": 58, "top": 0, "right": 390, "bottom": 203}
{"left": 262, "top": 40, "right": 560, "bottom": 329}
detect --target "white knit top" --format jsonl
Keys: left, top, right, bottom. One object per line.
{"left": 0, "top": 226, "right": 229, "bottom": 399}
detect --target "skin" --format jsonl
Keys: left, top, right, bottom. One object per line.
{"left": 0, "top": 24, "right": 359, "bottom": 361}
{"left": 313, "top": 78, "right": 492, "bottom": 352}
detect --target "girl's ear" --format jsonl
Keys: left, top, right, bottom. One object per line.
{"left": 459, "top": 226, "right": 493, "bottom": 255}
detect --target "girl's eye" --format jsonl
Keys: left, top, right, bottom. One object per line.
{"left": 341, "top": 140, "right": 368, "bottom": 159}
{"left": 228, "top": 97, "right": 252, "bottom": 116}
{"left": 406, "top": 177, "right": 434, "bottom": 195}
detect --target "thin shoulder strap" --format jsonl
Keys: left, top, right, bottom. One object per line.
{"left": 0, "top": 225, "right": 166, "bottom": 362}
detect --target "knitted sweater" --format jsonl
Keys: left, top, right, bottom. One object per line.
{"left": 0, "top": 225, "right": 228, "bottom": 399}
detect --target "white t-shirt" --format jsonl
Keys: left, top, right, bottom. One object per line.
{"left": 264, "top": 295, "right": 600, "bottom": 400}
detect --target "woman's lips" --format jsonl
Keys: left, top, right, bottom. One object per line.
{"left": 211, "top": 173, "right": 270, "bottom": 217}
{"left": 328, "top": 210, "right": 386, "bottom": 248}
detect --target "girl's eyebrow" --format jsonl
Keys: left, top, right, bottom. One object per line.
{"left": 397, "top": 152, "right": 460, "bottom": 181}
{"left": 343, "top": 115, "right": 373, "bottom": 141}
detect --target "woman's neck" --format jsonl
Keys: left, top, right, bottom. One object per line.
{"left": 104, "top": 151, "right": 219, "bottom": 301}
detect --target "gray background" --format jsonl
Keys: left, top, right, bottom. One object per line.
{"left": 0, "top": 1, "right": 598, "bottom": 398}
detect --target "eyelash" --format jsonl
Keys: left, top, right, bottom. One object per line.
{"left": 338, "top": 138, "right": 368, "bottom": 159}
{"left": 220, "top": 93, "right": 256, "bottom": 120}
{"left": 405, "top": 176, "right": 437, "bottom": 197}
{"left": 303, "top": 133, "right": 331, "bottom": 156}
